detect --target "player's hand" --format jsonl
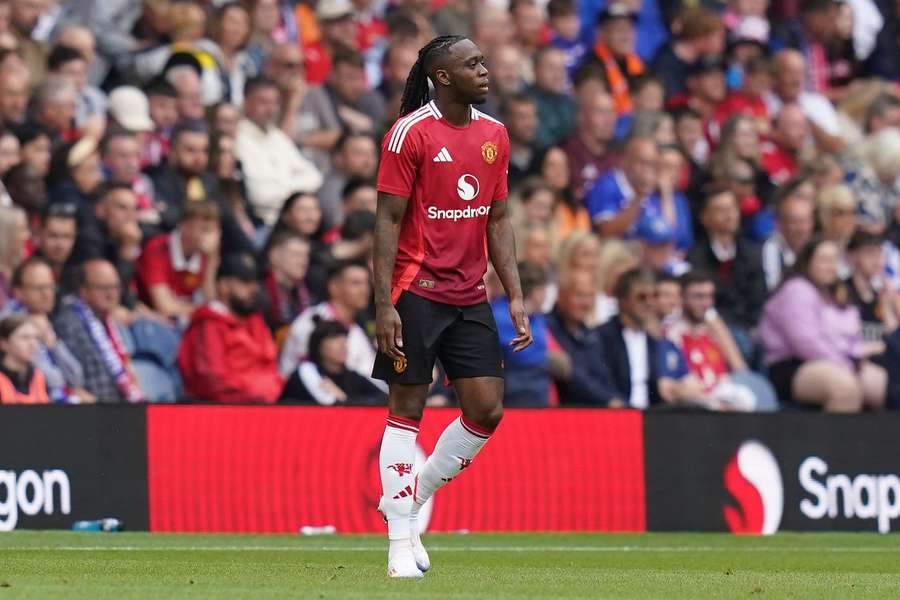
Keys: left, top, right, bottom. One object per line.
{"left": 376, "top": 304, "right": 405, "bottom": 361}
{"left": 508, "top": 298, "right": 533, "bottom": 352}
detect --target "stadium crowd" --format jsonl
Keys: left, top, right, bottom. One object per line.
{"left": 0, "top": 0, "right": 898, "bottom": 412}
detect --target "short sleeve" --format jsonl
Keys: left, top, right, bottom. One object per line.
{"left": 585, "top": 174, "right": 623, "bottom": 223}
{"left": 377, "top": 122, "right": 423, "bottom": 198}
{"left": 136, "top": 237, "right": 170, "bottom": 290}
{"left": 493, "top": 128, "right": 511, "bottom": 202}
{"left": 657, "top": 339, "right": 689, "bottom": 379}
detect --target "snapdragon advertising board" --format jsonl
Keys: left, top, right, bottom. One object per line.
{"left": 146, "top": 406, "right": 646, "bottom": 533}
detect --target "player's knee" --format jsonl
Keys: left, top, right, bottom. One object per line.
{"left": 475, "top": 404, "right": 503, "bottom": 432}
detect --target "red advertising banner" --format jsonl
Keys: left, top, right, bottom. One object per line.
{"left": 147, "top": 406, "right": 645, "bottom": 533}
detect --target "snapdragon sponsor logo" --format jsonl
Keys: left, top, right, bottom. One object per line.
{"left": 0, "top": 469, "right": 71, "bottom": 531}
{"left": 799, "top": 457, "right": 900, "bottom": 534}
{"left": 427, "top": 204, "right": 492, "bottom": 221}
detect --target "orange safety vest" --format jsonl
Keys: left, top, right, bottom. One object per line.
{"left": 0, "top": 368, "right": 49, "bottom": 405}
{"left": 593, "top": 41, "right": 644, "bottom": 115}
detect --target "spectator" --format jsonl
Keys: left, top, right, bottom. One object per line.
{"left": 669, "top": 56, "right": 728, "bottom": 133}
{"left": 0, "top": 64, "right": 28, "bottom": 126}
{"left": 0, "top": 314, "right": 48, "bottom": 404}
{"left": 207, "top": 2, "right": 256, "bottom": 107}
{"left": 235, "top": 77, "right": 323, "bottom": 227}
{"left": 502, "top": 94, "right": 540, "bottom": 188}
{"left": 517, "top": 224, "right": 554, "bottom": 273}
{"left": 9, "top": 0, "right": 47, "bottom": 85}
{"left": 54, "top": 25, "right": 98, "bottom": 86}
{"left": 495, "top": 262, "right": 570, "bottom": 407}
{"left": 864, "top": 94, "right": 900, "bottom": 134}
{"left": 545, "top": 269, "right": 622, "bottom": 406}
{"left": 597, "top": 268, "right": 697, "bottom": 409}
{"left": 46, "top": 44, "right": 106, "bottom": 133}
{"left": 512, "top": 177, "right": 556, "bottom": 231}
{"left": 34, "top": 202, "right": 77, "bottom": 281}
{"left": 758, "top": 236, "right": 886, "bottom": 412}
{"left": 30, "top": 75, "right": 78, "bottom": 146}
{"left": 635, "top": 217, "right": 690, "bottom": 277}
{"left": 673, "top": 104, "right": 709, "bottom": 168}
{"left": 264, "top": 42, "right": 341, "bottom": 175}
{"left": 707, "top": 114, "right": 775, "bottom": 220}
{"left": 714, "top": 55, "right": 773, "bottom": 137}
{"left": 144, "top": 77, "right": 178, "bottom": 166}
{"left": 167, "top": 65, "right": 206, "bottom": 122}
{"left": 762, "top": 178, "right": 817, "bottom": 290}
{"left": 851, "top": 128, "right": 900, "bottom": 231}
{"left": 846, "top": 231, "right": 900, "bottom": 352}
{"left": 0, "top": 204, "right": 28, "bottom": 310}
{"left": 817, "top": 184, "right": 859, "bottom": 279}
{"left": 209, "top": 102, "right": 240, "bottom": 138}
{"left": 377, "top": 40, "right": 419, "bottom": 117}
{"left": 209, "top": 131, "right": 261, "bottom": 249}
{"left": 760, "top": 103, "right": 809, "bottom": 185}
{"left": 3, "top": 257, "right": 93, "bottom": 403}
{"left": 178, "top": 253, "right": 283, "bottom": 404}
{"left": 279, "top": 260, "right": 380, "bottom": 390}
{"left": 101, "top": 130, "right": 160, "bottom": 229}
{"left": 540, "top": 146, "right": 590, "bottom": 241}
{"left": 548, "top": 0, "right": 588, "bottom": 80}
{"left": 527, "top": 46, "right": 576, "bottom": 149}
{"left": 136, "top": 201, "right": 221, "bottom": 321}
{"left": 46, "top": 136, "right": 103, "bottom": 209}
{"left": 586, "top": 135, "right": 659, "bottom": 239}
{"left": 280, "top": 317, "right": 386, "bottom": 405}
{"left": 666, "top": 270, "right": 778, "bottom": 411}
{"left": 301, "top": 0, "right": 359, "bottom": 85}
{"left": 339, "top": 178, "right": 377, "bottom": 218}
{"left": 325, "top": 48, "right": 386, "bottom": 135}
{"left": 652, "top": 7, "right": 726, "bottom": 100}
{"left": 0, "top": 127, "right": 20, "bottom": 178}
{"left": 653, "top": 272, "right": 681, "bottom": 326}
{"left": 13, "top": 121, "right": 51, "bottom": 178}
{"left": 562, "top": 88, "right": 617, "bottom": 201}
{"left": 63, "top": 182, "right": 141, "bottom": 307}
{"left": 317, "top": 132, "right": 377, "bottom": 229}
{"left": 54, "top": 259, "right": 145, "bottom": 403}
{"left": 512, "top": 0, "right": 547, "bottom": 55}
{"left": 261, "top": 231, "right": 313, "bottom": 340}
{"left": 267, "top": 191, "right": 329, "bottom": 292}
{"left": 581, "top": 3, "right": 644, "bottom": 116}
{"left": 651, "top": 143, "right": 693, "bottom": 253}
{"left": 105, "top": 86, "right": 155, "bottom": 137}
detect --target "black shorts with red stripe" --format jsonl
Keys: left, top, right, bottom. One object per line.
{"left": 372, "top": 290, "right": 504, "bottom": 385}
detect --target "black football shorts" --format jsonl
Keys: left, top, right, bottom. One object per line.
{"left": 372, "top": 291, "right": 504, "bottom": 385}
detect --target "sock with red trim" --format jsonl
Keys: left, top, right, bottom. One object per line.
{"left": 410, "top": 416, "right": 492, "bottom": 521}
{"left": 379, "top": 415, "right": 419, "bottom": 540}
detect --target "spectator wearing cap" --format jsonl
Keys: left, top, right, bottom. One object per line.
{"left": 317, "top": 132, "right": 377, "bottom": 229}
{"left": 54, "top": 258, "right": 146, "bottom": 403}
{"left": 261, "top": 231, "right": 313, "bottom": 340}
{"left": 635, "top": 217, "right": 690, "bottom": 277}
{"left": 106, "top": 86, "right": 155, "bottom": 137}
{"left": 688, "top": 184, "right": 766, "bottom": 352}
{"left": 101, "top": 130, "right": 160, "bottom": 229}
{"left": 0, "top": 62, "right": 29, "bottom": 127}
{"left": 264, "top": 42, "right": 341, "bottom": 175}
{"left": 178, "top": 253, "right": 283, "bottom": 404}
{"left": 545, "top": 269, "right": 622, "bottom": 406}
{"left": 526, "top": 46, "right": 576, "bottom": 149}
{"left": 46, "top": 45, "right": 107, "bottom": 134}
{"left": 279, "top": 260, "right": 382, "bottom": 393}
{"left": 136, "top": 201, "right": 221, "bottom": 322}
{"left": 562, "top": 88, "right": 617, "bottom": 202}
{"left": 2, "top": 257, "right": 93, "bottom": 404}
{"left": 325, "top": 48, "right": 386, "bottom": 136}
{"left": 493, "top": 261, "right": 570, "bottom": 407}
{"left": 34, "top": 203, "right": 77, "bottom": 281}
{"left": 580, "top": 3, "right": 644, "bottom": 116}
{"left": 46, "top": 136, "right": 103, "bottom": 209}
{"left": 144, "top": 77, "right": 179, "bottom": 166}
{"left": 652, "top": 7, "right": 726, "bottom": 100}
{"left": 302, "top": 0, "right": 359, "bottom": 85}
{"left": 30, "top": 75, "right": 78, "bottom": 146}
{"left": 766, "top": 49, "right": 844, "bottom": 155}
{"left": 235, "top": 77, "right": 323, "bottom": 227}
{"left": 586, "top": 135, "right": 660, "bottom": 239}
{"left": 280, "top": 317, "right": 386, "bottom": 405}
{"left": 762, "top": 178, "right": 817, "bottom": 290}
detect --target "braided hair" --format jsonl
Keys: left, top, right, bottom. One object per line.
{"left": 398, "top": 35, "right": 466, "bottom": 117}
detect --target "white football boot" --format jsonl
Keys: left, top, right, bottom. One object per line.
{"left": 378, "top": 496, "right": 425, "bottom": 578}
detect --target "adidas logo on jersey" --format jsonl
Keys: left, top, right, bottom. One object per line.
{"left": 432, "top": 147, "right": 453, "bottom": 162}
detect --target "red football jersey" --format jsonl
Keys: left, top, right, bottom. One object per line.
{"left": 377, "top": 100, "right": 510, "bottom": 306}
{"left": 136, "top": 232, "right": 207, "bottom": 305}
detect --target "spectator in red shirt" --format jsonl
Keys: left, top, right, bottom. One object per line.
{"left": 178, "top": 253, "right": 283, "bottom": 404}
{"left": 714, "top": 55, "right": 773, "bottom": 137}
{"left": 761, "top": 103, "right": 809, "bottom": 185}
{"left": 137, "top": 200, "right": 221, "bottom": 322}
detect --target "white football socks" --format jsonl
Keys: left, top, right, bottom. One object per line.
{"left": 379, "top": 415, "right": 420, "bottom": 541}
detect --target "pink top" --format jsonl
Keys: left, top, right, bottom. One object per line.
{"left": 758, "top": 277, "right": 863, "bottom": 369}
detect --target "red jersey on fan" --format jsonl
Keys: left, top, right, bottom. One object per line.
{"left": 377, "top": 100, "right": 510, "bottom": 307}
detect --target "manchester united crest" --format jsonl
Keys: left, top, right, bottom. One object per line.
{"left": 393, "top": 357, "right": 408, "bottom": 374}
{"left": 481, "top": 141, "right": 498, "bottom": 165}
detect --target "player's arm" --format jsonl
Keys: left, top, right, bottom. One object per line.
{"left": 374, "top": 192, "right": 408, "bottom": 361}
{"left": 487, "top": 199, "right": 532, "bottom": 352}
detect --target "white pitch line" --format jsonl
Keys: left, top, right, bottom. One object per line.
{"left": 1, "top": 545, "right": 899, "bottom": 554}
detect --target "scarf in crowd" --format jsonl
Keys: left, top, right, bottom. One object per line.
{"left": 71, "top": 299, "right": 144, "bottom": 403}
{"left": 4, "top": 301, "right": 68, "bottom": 403}
{"left": 264, "top": 269, "right": 312, "bottom": 330}
{"left": 593, "top": 41, "right": 644, "bottom": 114}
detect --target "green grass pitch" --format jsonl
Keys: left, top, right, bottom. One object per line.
{"left": 1, "top": 531, "right": 898, "bottom": 599}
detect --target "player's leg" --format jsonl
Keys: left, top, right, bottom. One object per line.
{"left": 409, "top": 305, "right": 504, "bottom": 546}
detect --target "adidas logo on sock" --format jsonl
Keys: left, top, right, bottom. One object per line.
{"left": 393, "top": 485, "right": 413, "bottom": 499}
{"left": 432, "top": 147, "right": 453, "bottom": 162}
